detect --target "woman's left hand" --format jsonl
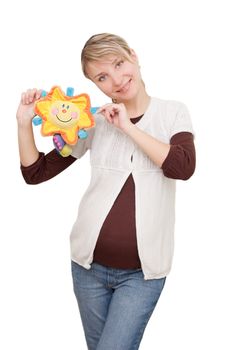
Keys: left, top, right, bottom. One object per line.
{"left": 98, "top": 103, "right": 132, "bottom": 132}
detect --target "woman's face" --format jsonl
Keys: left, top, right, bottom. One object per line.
{"left": 86, "top": 50, "right": 142, "bottom": 102}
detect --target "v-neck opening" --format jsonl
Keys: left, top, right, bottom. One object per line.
{"left": 134, "top": 97, "right": 155, "bottom": 129}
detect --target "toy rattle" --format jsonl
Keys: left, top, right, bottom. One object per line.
{"left": 33, "top": 86, "right": 98, "bottom": 157}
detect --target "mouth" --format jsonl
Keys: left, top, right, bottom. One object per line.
{"left": 116, "top": 79, "right": 132, "bottom": 93}
{"left": 56, "top": 115, "right": 72, "bottom": 123}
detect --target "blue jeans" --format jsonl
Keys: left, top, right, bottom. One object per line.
{"left": 71, "top": 261, "right": 166, "bottom": 350}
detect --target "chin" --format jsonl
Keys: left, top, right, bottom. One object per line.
{"left": 122, "top": 90, "right": 138, "bottom": 101}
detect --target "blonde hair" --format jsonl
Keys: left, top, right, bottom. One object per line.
{"left": 81, "top": 33, "right": 133, "bottom": 79}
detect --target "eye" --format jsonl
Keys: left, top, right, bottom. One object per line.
{"left": 116, "top": 60, "right": 124, "bottom": 68}
{"left": 66, "top": 105, "right": 70, "bottom": 109}
{"left": 62, "top": 103, "right": 65, "bottom": 108}
{"left": 98, "top": 75, "right": 106, "bottom": 82}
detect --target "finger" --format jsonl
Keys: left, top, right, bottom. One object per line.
{"left": 97, "top": 107, "right": 104, "bottom": 114}
{"left": 29, "top": 88, "right": 37, "bottom": 103}
{"left": 98, "top": 106, "right": 109, "bottom": 114}
{"left": 36, "top": 89, "right": 43, "bottom": 99}
{"left": 101, "top": 110, "right": 112, "bottom": 124}
{"left": 25, "top": 88, "right": 37, "bottom": 104}
{"left": 108, "top": 111, "right": 115, "bottom": 124}
{"left": 98, "top": 102, "right": 115, "bottom": 113}
{"left": 21, "top": 92, "right": 27, "bottom": 104}
{"left": 98, "top": 107, "right": 111, "bottom": 116}
{"left": 106, "top": 106, "right": 116, "bottom": 116}
{"left": 107, "top": 116, "right": 113, "bottom": 124}
{"left": 25, "top": 89, "right": 32, "bottom": 104}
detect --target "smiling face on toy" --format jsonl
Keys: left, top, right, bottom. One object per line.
{"left": 50, "top": 101, "right": 80, "bottom": 128}
{"left": 34, "top": 86, "right": 95, "bottom": 145}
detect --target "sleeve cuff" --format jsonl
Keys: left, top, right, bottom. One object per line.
{"left": 20, "top": 152, "right": 45, "bottom": 171}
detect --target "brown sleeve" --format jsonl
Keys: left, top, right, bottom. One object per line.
{"left": 20, "top": 149, "right": 77, "bottom": 184}
{"left": 161, "top": 132, "right": 196, "bottom": 180}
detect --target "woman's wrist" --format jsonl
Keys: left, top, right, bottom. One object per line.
{"left": 121, "top": 122, "right": 136, "bottom": 135}
{"left": 17, "top": 118, "right": 33, "bottom": 129}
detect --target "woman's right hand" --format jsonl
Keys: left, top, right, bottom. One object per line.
{"left": 16, "top": 88, "right": 43, "bottom": 127}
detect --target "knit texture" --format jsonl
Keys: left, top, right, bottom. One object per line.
{"left": 70, "top": 97, "right": 194, "bottom": 279}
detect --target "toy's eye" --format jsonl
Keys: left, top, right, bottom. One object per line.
{"left": 67, "top": 105, "right": 70, "bottom": 109}
{"left": 62, "top": 103, "right": 65, "bottom": 108}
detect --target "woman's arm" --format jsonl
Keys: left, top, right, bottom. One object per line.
{"left": 161, "top": 132, "right": 196, "bottom": 180}
{"left": 124, "top": 122, "right": 170, "bottom": 168}
{"left": 21, "top": 149, "right": 77, "bottom": 184}
{"left": 125, "top": 126, "right": 195, "bottom": 180}
{"left": 16, "top": 88, "right": 43, "bottom": 166}
{"left": 98, "top": 102, "right": 170, "bottom": 167}
{"left": 17, "top": 88, "right": 77, "bottom": 184}
{"left": 98, "top": 102, "right": 195, "bottom": 180}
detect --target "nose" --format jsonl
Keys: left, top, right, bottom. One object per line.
{"left": 112, "top": 78, "right": 122, "bottom": 87}
{"left": 111, "top": 73, "right": 122, "bottom": 87}
{"left": 62, "top": 109, "right": 67, "bottom": 113}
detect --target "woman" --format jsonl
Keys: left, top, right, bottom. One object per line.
{"left": 17, "top": 33, "right": 195, "bottom": 349}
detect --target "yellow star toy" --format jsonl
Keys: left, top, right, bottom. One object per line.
{"left": 34, "top": 86, "right": 95, "bottom": 145}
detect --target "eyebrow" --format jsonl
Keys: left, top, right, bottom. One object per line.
{"left": 93, "top": 57, "right": 119, "bottom": 79}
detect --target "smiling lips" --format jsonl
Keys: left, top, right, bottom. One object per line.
{"left": 116, "top": 79, "right": 132, "bottom": 93}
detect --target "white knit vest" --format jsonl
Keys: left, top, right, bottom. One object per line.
{"left": 70, "top": 97, "right": 193, "bottom": 280}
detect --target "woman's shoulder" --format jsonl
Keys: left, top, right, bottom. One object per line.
{"left": 151, "top": 96, "right": 188, "bottom": 113}
{"left": 149, "top": 97, "right": 193, "bottom": 135}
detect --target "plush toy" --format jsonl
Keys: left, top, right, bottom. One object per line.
{"left": 33, "top": 86, "right": 97, "bottom": 157}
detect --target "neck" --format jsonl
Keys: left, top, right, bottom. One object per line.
{"left": 119, "top": 85, "right": 151, "bottom": 118}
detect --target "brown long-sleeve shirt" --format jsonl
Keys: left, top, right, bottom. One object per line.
{"left": 21, "top": 115, "right": 195, "bottom": 268}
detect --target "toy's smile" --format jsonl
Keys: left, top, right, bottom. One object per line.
{"left": 56, "top": 114, "right": 72, "bottom": 123}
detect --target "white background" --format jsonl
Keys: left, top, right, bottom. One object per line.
{"left": 1, "top": 0, "right": 232, "bottom": 349}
